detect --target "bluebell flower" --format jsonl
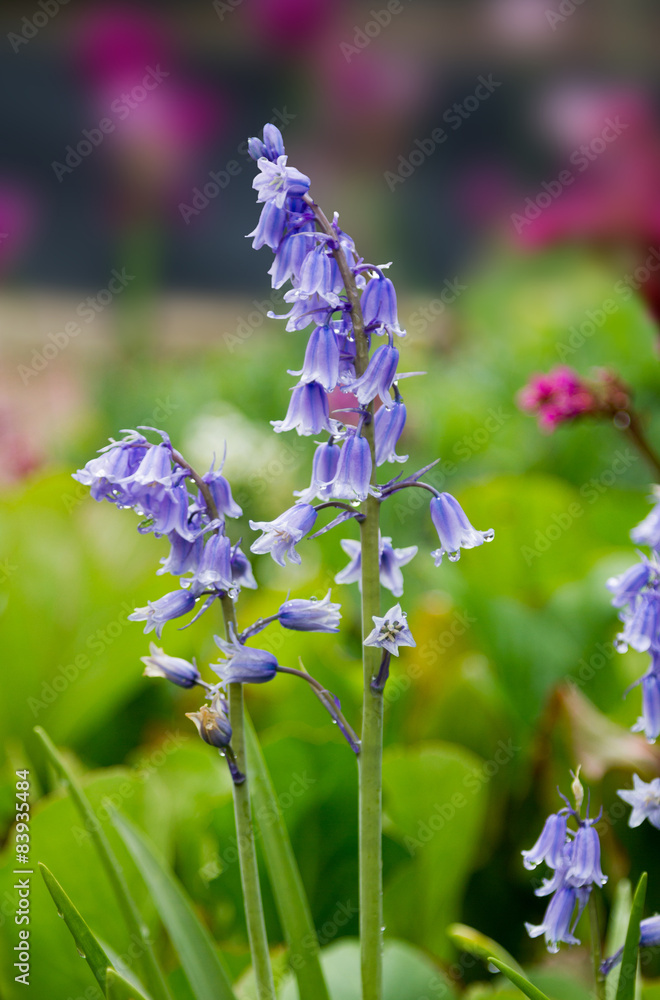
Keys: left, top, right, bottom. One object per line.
{"left": 632, "top": 664, "right": 660, "bottom": 742}
{"left": 618, "top": 773, "right": 660, "bottom": 829}
{"left": 602, "top": 916, "right": 660, "bottom": 975}
{"left": 272, "top": 381, "right": 333, "bottom": 436}
{"left": 268, "top": 225, "right": 316, "bottom": 288}
{"left": 135, "top": 483, "right": 198, "bottom": 542}
{"left": 73, "top": 433, "right": 148, "bottom": 503}
{"left": 429, "top": 493, "right": 494, "bottom": 565}
{"left": 230, "top": 542, "right": 258, "bottom": 590}
{"left": 247, "top": 136, "right": 267, "bottom": 161}
{"left": 270, "top": 292, "right": 334, "bottom": 332}
{"left": 250, "top": 503, "right": 318, "bottom": 566}
{"left": 335, "top": 535, "right": 417, "bottom": 597}
{"left": 213, "top": 625, "right": 278, "bottom": 684}
{"left": 186, "top": 700, "right": 233, "bottom": 748}
{"left": 364, "top": 603, "right": 415, "bottom": 656}
{"left": 522, "top": 812, "right": 568, "bottom": 870}
{"left": 252, "top": 155, "right": 310, "bottom": 210}
{"left": 141, "top": 643, "right": 201, "bottom": 688}
{"left": 284, "top": 247, "right": 342, "bottom": 309}
{"left": 128, "top": 589, "right": 197, "bottom": 638}
{"left": 606, "top": 558, "right": 653, "bottom": 608}
{"left": 525, "top": 886, "right": 586, "bottom": 954}
{"left": 158, "top": 532, "right": 203, "bottom": 577}
{"left": 248, "top": 201, "right": 287, "bottom": 251}
{"left": 329, "top": 431, "right": 372, "bottom": 501}
{"left": 187, "top": 533, "right": 232, "bottom": 594}
{"left": 288, "top": 324, "right": 340, "bottom": 391}
{"left": 122, "top": 443, "right": 180, "bottom": 491}
{"left": 565, "top": 823, "right": 607, "bottom": 888}
{"left": 616, "top": 591, "right": 660, "bottom": 653}
{"left": 294, "top": 439, "right": 341, "bottom": 503}
{"left": 278, "top": 590, "right": 341, "bottom": 632}
{"left": 262, "top": 123, "right": 286, "bottom": 160}
{"left": 374, "top": 397, "right": 407, "bottom": 466}
{"left": 202, "top": 462, "right": 243, "bottom": 518}
{"left": 345, "top": 344, "right": 399, "bottom": 409}
{"left": 631, "top": 498, "right": 660, "bottom": 549}
{"left": 360, "top": 274, "right": 405, "bottom": 337}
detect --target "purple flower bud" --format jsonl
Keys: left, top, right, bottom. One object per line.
{"left": 522, "top": 812, "right": 568, "bottom": 870}
{"left": 272, "top": 381, "right": 333, "bottom": 436}
{"left": 616, "top": 592, "right": 660, "bottom": 653}
{"left": 364, "top": 603, "right": 415, "bottom": 656}
{"left": 230, "top": 542, "right": 258, "bottom": 589}
{"left": 248, "top": 201, "right": 287, "bottom": 251}
{"left": 202, "top": 465, "right": 242, "bottom": 518}
{"left": 250, "top": 503, "right": 318, "bottom": 566}
{"left": 263, "top": 123, "right": 285, "bottom": 159}
{"left": 374, "top": 397, "right": 407, "bottom": 466}
{"left": 247, "top": 137, "right": 267, "bottom": 161}
{"left": 186, "top": 702, "right": 233, "bottom": 748}
{"left": 141, "top": 642, "right": 201, "bottom": 688}
{"left": 293, "top": 440, "right": 341, "bottom": 503}
{"left": 288, "top": 324, "right": 340, "bottom": 391}
{"left": 213, "top": 625, "right": 278, "bottom": 684}
{"left": 252, "top": 155, "right": 310, "bottom": 210}
{"left": 360, "top": 274, "right": 405, "bottom": 337}
{"left": 606, "top": 559, "right": 653, "bottom": 608}
{"left": 128, "top": 589, "right": 197, "bottom": 638}
{"left": 429, "top": 493, "right": 494, "bottom": 565}
{"left": 278, "top": 590, "right": 341, "bottom": 632}
{"left": 345, "top": 345, "right": 399, "bottom": 408}
{"left": 329, "top": 432, "right": 372, "bottom": 501}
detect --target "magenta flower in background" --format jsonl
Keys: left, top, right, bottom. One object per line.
{"left": 518, "top": 366, "right": 596, "bottom": 432}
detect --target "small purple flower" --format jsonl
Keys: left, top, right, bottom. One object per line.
{"left": 278, "top": 590, "right": 341, "bottom": 632}
{"left": 616, "top": 591, "right": 660, "bottom": 653}
{"left": 230, "top": 543, "right": 258, "bottom": 590}
{"left": 602, "top": 916, "right": 660, "bottom": 976}
{"left": 187, "top": 533, "right": 233, "bottom": 594}
{"left": 122, "top": 443, "right": 179, "bottom": 491}
{"left": 606, "top": 558, "right": 653, "bottom": 608}
{"left": 284, "top": 247, "right": 342, "bottom": 308}
{"left": 329, "top": 432, "right": 372, "bottom": 501}
{"left": 374, "top": 397, "right": 407, "bottom": 466}
{"left": 213, "top": 625, "right": 278, "bottom": 684}
{"left": 525, "top": 886, "right": 585, "bottom": 954}
{"left": 364, "top": 603, "right": 415, "bottom": 656}
{"left": 141, "top": 642, "right": 201, "bottom": 688}
{"left": 136, "top": 484, "right": 198, "bottom": 542}
{"left": 344, "top": 345, "right": 399, "bottom": 409}
{"left": 294, "top": 439, "right": 341, "bottom": 503}
{"left": 262, "top": 123, "right": 285, "bottom": 160}
{"left": 73, "top": 434, "right": 148, "bottom": 502}
{"left": 272, "top": 381, "right": 333, "bottom": 436}
{"left": 248, "top": 201, "right": 287, "bottom": 251}
{"left": 252, "top": 154, "right": 310, "bottom": 210}
{"left": 128, "top": 589, "right": 197, "bottom": 638}
{"left": 335, "top": 535, "right": 417, "bottom": 597}
{"left": 522, "top": 812, "right": 568, "bottom": 871}
{"left": 632, "top": 666, "right": 660, "bottom": 742}
{"left": 360, "top": 274, "right": 405, "bottom": 337}
{"left": 269, "top": 292, "right": 334, "bottom": 332}
{"left": 202, "top": 462, "right": 243, "bottom": 518}
{"left": 618, "top": 773, "right": 660, "bottom": 829}
{"left": 631, "top": 498, "right": 660, "bottom": 549}
{"left": 565, "top": 823, "right": 607, "bottom": 888}
{"left": 250, "top": 503, "right": 318, "bottom": 566}
{"left": 158, "top": 532, "right": 203, "bottom": 577}
{"left": 429, "top": 493, "right": 494, "bottom": 565}
{"left": 288, "top": 324, "right": 340, "bottom": 391}
{"left": 268, "top": 225, "right": 316, "bottom": 289}
{"left": 186, "top": 699, "right": 233, "bottom": 748}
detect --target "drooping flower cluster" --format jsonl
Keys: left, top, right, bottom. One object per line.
{"left": 606, "top": 494, "right": 660, "bottom": 742}
{"left": 518, "top": 366, "right": 629, "bottom": 433}
{"left": 522, "top": 793, "right": 607, "bottom": 954}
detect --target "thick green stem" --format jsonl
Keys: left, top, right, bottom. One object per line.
{"left": 221, "top": 596, "right": 275, "bottom": 1000}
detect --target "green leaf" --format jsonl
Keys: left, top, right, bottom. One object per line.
{"left": 606, "top": 880, "right": 632, "bottom": 1000}
{"left": 110, "top": 810, "right": 237, "bottom": 1000}
{"left": 244, "top": 713, "right": 331, "bottom": 1000}
{"left": 616, "top": 872, "right": 647, "bottom": 1000}
{"left": 105, "top": 967, "right": 152, "bottom": 1000}
{"left": 447, "top": 923, "right": 523, "bottom": 974}
{"left": 33, "top": 727, "right": 172, "bottom": 1000}
{"left": 39, "top": 863, "right": 113, "bottom": 993}
{"left": 488, "top": 957, "right": 551, "bottom": 1000}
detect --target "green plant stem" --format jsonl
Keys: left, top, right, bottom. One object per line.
{"left": 623, "top": 409, "right": 660, "bottom": 480}
{"left": 589, "top": 891, "right": 605, "bottom": 1000}
{"left": 220, "top": 595, "right": 275, "bottom": 1000}
{"left": 303, "top": 193, "right": 385, "bottom": 1000}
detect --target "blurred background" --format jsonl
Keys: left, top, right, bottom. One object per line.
{"left": 2, "top": 0, "right": 660, "bottom": 997}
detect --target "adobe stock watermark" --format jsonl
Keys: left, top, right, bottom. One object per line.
{"left": 8, "top": 0, "right": 71, "bottom": 53}
{"left": 384, "top": 75, "right": 501, "bottom": 192}
{"left": 407, "top": 278, "right": 468, "bottom": 333}
{"left": 556, "top": 246, "right": 660, "bottom": 362}
{"left": 51, "top": 65, "right": 170, "bottom": 182}
{"left": 222, "top": 288, "right": 288, "bottom": 352}
{"left": 17, "top": 268, "right": 135, "bottom": 385}
{"left": 546, "top": 0, "right": 588, "bottom": 31}
{"left": 178, "top": 107, "right": 296, "bottom": 224}
{"left": 521, "top": 448, "right": 638, "bottom": 566}
{"left": 339, "top": 0, "right": 412, "bottom": 63}
{"left": 212, "top": 0, "right": 244, "bottom": 18}
{"left": 511, "top": 117, "right": 628, "bottom": 235}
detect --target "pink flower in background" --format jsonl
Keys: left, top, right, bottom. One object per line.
{"left": 518, "top": 366, "right": 596, "bottom": 431}
{"left": 0, "top": 183, "right": 35, "bottom": 276}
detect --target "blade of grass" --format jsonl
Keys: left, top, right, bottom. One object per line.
{"left": 615, "top": 872, "right": 647, "bottom": 1000}
{"left": 488, "top": 958, "right": 552, "bottom": 1000}
{"left": 105, "top": 968, "right": 152, "bottom": 1000}
{"left": 110, "top": 810, "right": 237, "bottom": 1000}
{"left": 33, "top": 726, "right": 172, "bottom": 1000}
{"left": 448, "top": 924, "right": 524, "bottom": 974}
{"left": 606, "top": 880, "right": 632, "bottom": 1000}
{"left": 244, "top": 713, "right": 331, "bottom": 1000}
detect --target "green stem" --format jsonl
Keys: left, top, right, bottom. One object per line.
{"left": 303, "top": 193, "right": 384, "bottom": 1000}
{"left": 221, "top": 596, "right": 276, "bottom": 1000}
{"left": 589, "top": 891, "right": 605, "bottom": 1000}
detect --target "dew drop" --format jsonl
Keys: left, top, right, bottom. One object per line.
{"left": 57, "top": 910, "right": 64, "bottom": 919}
{"left": 76, "top": 947, "right": 86, "bottom": 958}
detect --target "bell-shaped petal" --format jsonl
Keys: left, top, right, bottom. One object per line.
{"left": 272, "top": 381, "right": 333, "bottom": 436}
{"left": 374, "top": 398, "right": 407, "bottom": 466}
{"left": 288, "top": 324, "right": 340, "bottom": 391}
{"left": 345, "top": 345, "right": 399, "bottom": 408}
{"left": 278, "top": 590, "right": 341, "bottom": 632}
{"left": 429, "top": 493, "right": 494, "bottom": 565}
{"left": 522, "top": 812, "right": 568, "bottom": 870}
{"left": 141, "top": 642, "right": 201, "bottom": 688}
{"left": 128, "top": 589, "right": 197, "bottom": 638}
{"left": 329, "top": 433, "right": 372, "bottom": 501}
{"left": 250, "top": 503, "right": 317, "bottom": 567}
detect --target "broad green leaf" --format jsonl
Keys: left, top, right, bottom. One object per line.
{"left": 616, "top": 873, "right": 647, "bottom": 1000}
{"left": 39, "top": 862, "right": 112, "bottom": 993}
{"left": 606, "top": 880, "right": 632, "bottom": 1000}
{"left": 244, "top": 714, "right": 330, "bottom": 1000}
{"left": 447, "top": 923, "right": 523, "bottom": 974}
{"left": 110, "top": 810, "right": 237, "bottom": 1000}
{"left": 105, "top": 967, "right": 151, "bottom": 1000}
{"left": 488, "top": 958, "right": 551, "bottom": 1000}
{"left": 278, "top": 938, "right": 453, "bottom": 1000}
{"left": 33, "top": 727, "right": 172, "bottom": 1000}
{"left": 382, "top": 742, "right": 489, "bottom": 958}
